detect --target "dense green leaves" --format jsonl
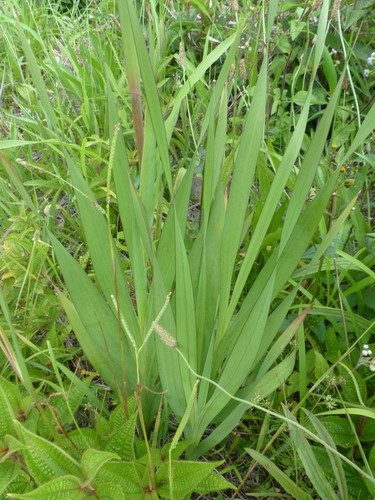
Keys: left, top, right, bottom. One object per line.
{"left": 1, "top": 0, "right": 375, "bottom": 497}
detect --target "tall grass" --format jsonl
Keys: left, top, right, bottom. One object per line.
{"left": 1, "top": 0, "right": 375, "bottom": 496}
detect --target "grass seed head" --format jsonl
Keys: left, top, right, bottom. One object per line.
{"left": 154, "top": 324, "right": 177, "bottom": 349}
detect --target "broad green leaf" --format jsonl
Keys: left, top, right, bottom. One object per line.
{"left": 96, "top": 462, "right": 143, "bottom": 496}
{"left": 314, "top": 351, "right": 330, "bottom": 380}
{"left": 194, "top": 470, "right": 235, "bottom": 494}
{"left": 311, "top": 417, "right": 356, "bottom": 449}
{"left": 60, "top": 150, "right": 142, "bottom": 346}
{"left": 52, "top": 253, "right": 136, "bottom": 395}
{"left": 104, "top": 412, "right": 137, "bottom": 461}
{"left": 0, "top": 462, "right": 29, "bottom": 497}
{"left": 94, "top": 481, "right": 126, "bottom": 499}
{"left": 116, "top": 0, "right": 143, "bottom": 167}
{"left": 140, "top": 110, "right": 159, "bottom": 224}
{"left": 195, "top": 352, "right": 296, "bottom": 457}
{"left": 156, "top": 460, "right": 224, "bottom": 498}
{"left": 156, "top": 162, "right": 195, "bottom": 289}
{"left": 0, "top": 377, "right": 20, "bottom": 438}
{"left": 244, "top": 351, "right": 296, "bottom": 403}
{"left": 153, "top": 167, "right": 196, "bottom": 417}
{"left": 203, "top": 173, "right": 339, "bottom": 436}
{"left": 81, "top": 449, "right": 120, "bottom": 485}
{"left": 227, "top": 88, "right": 312, "bottom": 322}
{"left": 173, "top": 212, "right": 197, "bottom": 401}
{"left": 106, "top": 77, "right": 151, "bottom": 328}
{"left": 15, "top": 421, "right": 80, "bottom": 486}
{"left": 256, "top": 303, "right": 310, "bottom": 380}
{"left": 7, "top": 475, "right": 82, "bottom": 499}
{"left": 61, "top": 429, "right": 100, "bottom": 461}
{"left": 312, "top": 0, "right": 331, "bottom": 75}
{"left": 109, "top": 397, "right": 137, "bottom": 427}
{"left": 218, "top": 56, "right": 268, "bottom": 336}
{"left": 280, "top": 73, "right": 344, "bottom": 249}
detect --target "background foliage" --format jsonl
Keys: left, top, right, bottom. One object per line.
{"left": 0, "top": 0, "right": 374, "bottom": 498}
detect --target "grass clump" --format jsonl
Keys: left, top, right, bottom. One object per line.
{"left": 0, "top": 0, "right": 374, "bottom": 498}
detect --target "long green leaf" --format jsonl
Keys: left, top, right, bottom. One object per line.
{"left": 119, "top": 0, "right": 172, "bottom": 193}
{"left": 283, "top": 407, "right": 338, "bottom": 500}
{"left": 50, "top": 233, "right": 137, "bottom": 394}
{"left": 304, "top": 410, "right": 348, "bottom": 500}
{"left": 246, "top": 449, "right": 312, "bottom": 500}
{"left": 217, "top": 56, "right": 268, "bottom": 337}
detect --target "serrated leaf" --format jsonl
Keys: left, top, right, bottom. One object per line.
{"left": 109, "top": 397, "right": 137, "bottom": 429}
{"left": 341, "top": 459, "right": 372, "bottom": 499}
{"left": 0, "top": 378, "right": 21, "bottom": 438}
{"left": 94, "top": 481, "right": 126, "bottom": 499}
{"left": 81, "top": 449, "right": 120, "bottom": 484}
{"left": 195, "top": 470, "right": 235, "bottom": 494}
{"left": 156, "top": 460, "right": 223, "bottom": 498}
{"left": 161, "top": 441, "right": 191, "bottom": 461}
{"left": 0, "top": 461, "right": 30, "bottom": 496}
{"left": 104, "top": 411, "right": 137, "bottom": 460}
{"left": 1, "top": 434, "right": 27, "bottom": 461}
{"left": 15, "top": 421, "right": 80, "bottom": 485}
{"left": 50, "top": 379, "right": 92, "bottom": 427}
{"left": 96, "top": 461, "right": 143, "bottom": 495}
{"left": 1, "top": 469, "right": 30, "bottom": 497}
{"left": 0, "top": 461, "right": 18, "bottom": 494}
{"left": 61, "top": 428, "right": 101, "bottom": 462}
{"left": 7, "top": 475, "right": 83, "bottom": 499}
{"left": 0, "top": 376, "right": 22, "bottom": 409}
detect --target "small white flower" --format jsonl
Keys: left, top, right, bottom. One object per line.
{"left": 324, "top": 394, "right": 337, "bottom": 410}
{"left": 361, "top": 345, "right": 373, "bottom": 357}
{"left": 367, "top": 52, "right": 375, "bottom": 66}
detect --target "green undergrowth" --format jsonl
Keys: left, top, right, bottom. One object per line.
{"left": 0, "top": 0, "right": 374, "bottom": 498}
